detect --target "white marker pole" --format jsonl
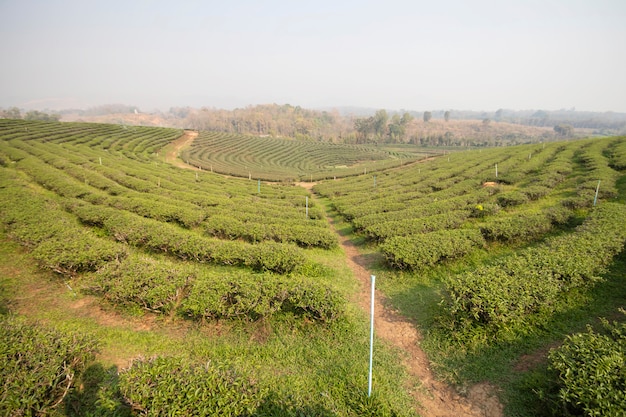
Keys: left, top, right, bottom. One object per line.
{"left": 593, "top": 180, "right": 601, "bottom": 206}
{"left": 368, "top": 275, "right": 376, "bottom": 397}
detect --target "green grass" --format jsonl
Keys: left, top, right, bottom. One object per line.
{"left": 0, "top": 228, "right": 418, "bottom": 416}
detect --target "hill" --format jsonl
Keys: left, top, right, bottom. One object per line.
{"left": 1, "top": 119, "right": 625, "bottom": 416}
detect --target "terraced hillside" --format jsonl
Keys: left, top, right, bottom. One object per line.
{"left": 315, "top": 135, "right": 626, "bottom": 416}
{"left": 181, "top": 130, "right": 425, "bottom": 181}
{"left": 0, "top": 119, "right": 420, "bottom": 417}
{"left": 2, "top": 118, "right": 625, "bottom": 416}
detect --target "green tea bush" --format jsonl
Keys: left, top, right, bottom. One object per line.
{"left": 91, "top": 254, "right": 194, "bottom": 314}
{"left": 479, "top": 211, "right": 553, "bottom": 242}
{"left": 119, "top": 356, "right": 265, "bottom": 417}
{"left": 31, "top": 229, "right": 127, "bottom": 276}
{"left": 496, "top": 190, "right": 529, "bottom": 207}
{"left": 0, "top": 172, "right": 127, "bottom": 276}
{"left": 181, "top": 272, "right": 344, "bottom": 322}
{"left": 246, "top": 241, "right": 306, "bottom": 274}
{"left": 71, "top": 202, "right": 306, "bottom": 274}
{"left": 380, "top": 229, "right": 485, "bottom": 270}
{"left": 548, "top": 315, "right": 626, "bottom": 416}
{"left": 0, "top": 316, "right": 98, "bottom": 415}
{"left": 608, "top": 137, "right": 626, "bottom": 170}
{"left": 443, "top": 203, "right": 626, "bottom": 339}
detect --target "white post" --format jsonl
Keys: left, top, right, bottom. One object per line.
{"left": 305, "top": 196, "right": 309, "bottom": 219}
{"left": 593, "top": 180, "right": 601, "bottom": 206}
{"left": 368, "top": 275, "right": 376, "bottom": 397}
{"left": 99, "top": 157, "right": 102, "bottom": 165}
{"left": 495, "top": 163, "right": 498, "bottom": 178}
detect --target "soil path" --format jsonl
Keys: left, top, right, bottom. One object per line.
{"left": 305, "top": 185, "right": 503, "bottom": 417}
{"left": 164, "top": 130, "right": 200, "bottom": 170}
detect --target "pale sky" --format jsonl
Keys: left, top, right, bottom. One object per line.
{"left": 1, "top": 0, "right": 625, "bottom": 113}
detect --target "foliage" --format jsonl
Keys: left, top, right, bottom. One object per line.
{"left": 0, "top": 316, "right": 98, "bottom": 415}
{"left": 182, "top": 129, "right": 418, "bottom": 181}
{"left": 478, "top": 211, "right": 554, "bottom": 242}
{"left": 381, "top": 229, "right": 485, "bottom": 270}
{"left": 548, "top": 314, "right": 626, "bottom": 416}
{"left": 442, "top": 203, "right": 626, "bottom": 340}
{"left": 184, "top": 272, "right": 344, "bottom": 322}
{"left": 89, "top": 254, "right": 344, "bottom": 322}
{"left": 119, "top": 356, "right": 265, "bottom": 416}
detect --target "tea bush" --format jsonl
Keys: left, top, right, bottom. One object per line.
{"left": 381, "top": 229, "right": 485, "bottom": 270}
{"left": 118, "top": 356, "right": 265, "bottom": 416}
{"left": 0, "top": 316, "right": 97, "bottom": 415}
{"left": 443, "top": 203, "right": 626, "bottom": 339}
{"left": 548, "top": 315, "right": 626, "bottom": 416}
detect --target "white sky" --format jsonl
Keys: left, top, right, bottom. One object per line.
{"left": 1, "top": 0, "right": 625, "bottom": 112}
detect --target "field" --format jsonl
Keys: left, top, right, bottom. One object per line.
{"left": 178, "top": 130, "right": 425, "bottom": 182}
{"left": 1, "top": 118, "right": 625, "bottom": 416}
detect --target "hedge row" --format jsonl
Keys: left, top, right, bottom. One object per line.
{"left": 443, "top": 203, "right": 626, "bottom": 338}
{"left": 90, "top": 254, "right": 345, "bottom": 322}
{"left": 4, "top": 125, "right": 335, "bottom": 250}
{"left": 380, "top": 229, "right": 485, "bottom": 270}
{"left": 0, "top": 316, "right": 98, "bottom": 415}
{"left": 70, "top": 201, "right": 306, "bottom": 274}
{"left": 204, "top": 214, "right": 337, "bottom": 249}
{"left": 0, "top": 170, "right": 128, "bottom": 276}
{"left": 119, "top": 356, "right": 264, "bottom": 417}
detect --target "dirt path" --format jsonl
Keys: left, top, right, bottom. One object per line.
{"left": 313, "top": 191, "right": 504, "bottom": 417}
{"left": 164, "top": 130, "right": 200, "bottom": 170}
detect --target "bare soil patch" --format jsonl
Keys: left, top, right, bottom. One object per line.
{"left": 164, "top": 130, "right": 200, "bottom": 170}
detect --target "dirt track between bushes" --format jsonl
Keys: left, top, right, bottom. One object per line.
{"left": 300, "top": 180, "right": 503, "bottom": 417}
{"left": 165, "top": 135, "right": 505, "bottom": 416}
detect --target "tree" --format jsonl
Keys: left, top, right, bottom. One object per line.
{"left": 24, "top": 110, "right": 60, "bottom": 122}
{"left": 372, "top": 109, "right": 388, "bottom": 138}
{"left": 423, "top": 111, "right": 432, "bottom": 123}
{"left": 0, "top": 107, "right": 21, "bottom": 119}
{"left": 554, "top": 124, "right": 573, "bottom": 136}
{"left": 354, "top": 117, "right": 374, "bottom": 143}
{"left": 401, "top": 112, "right": 413, "bottom": 125}
{"left": 444, "top": 111, "right": 450, "bottom": 122}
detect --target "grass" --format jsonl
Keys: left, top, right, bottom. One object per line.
{"left": 0, "top": 229, "right": 418, "bottom": 416}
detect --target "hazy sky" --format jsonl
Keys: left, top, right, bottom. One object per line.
{"left": 2, "top": 0, "right": 625, "bottom": 112}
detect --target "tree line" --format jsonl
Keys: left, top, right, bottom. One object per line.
{"left": 0, "top": 107, "right": 60, "bottom": 122}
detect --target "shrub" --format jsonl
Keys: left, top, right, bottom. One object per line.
{"left": 381, "top": 229, "right": 485, "bottom": 270}
{"left": 0, "top": 316, "right": 98, "bottom": 415}
{"left": 245, "top": 241, "right": 306, "bottom": 274}
{"left": 442, "top": 203, "right": 626, "bottom": 339}
{"left": 548, "top": 315, "right": 626, "bottom": 416}
{"left": 119, "top": 356, "right": 265, "bottom": 417}
{"left": 181, "top": 273, "right": 344, "bottom": 322}
{"left": 496, "top": 190, "right": 529, "bottom": 207}
{"left": 479, "top": 211, "right": 553, "bottom": 242}
{"left": 90, "top": 254, "right": 194, "bottom": 314}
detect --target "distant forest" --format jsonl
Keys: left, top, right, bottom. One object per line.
{"left": 5, "top": 103, "right": 626, "bottom": 147}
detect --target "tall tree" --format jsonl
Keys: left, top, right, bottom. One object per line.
{"left": 423, "top": 111, "right": 432, "bottom": 123}
{"left": 444, "top": 110, "right": 450, "bottom": 122}
{"left": 372, "top": 109, "right": 388, "bottom": 138}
